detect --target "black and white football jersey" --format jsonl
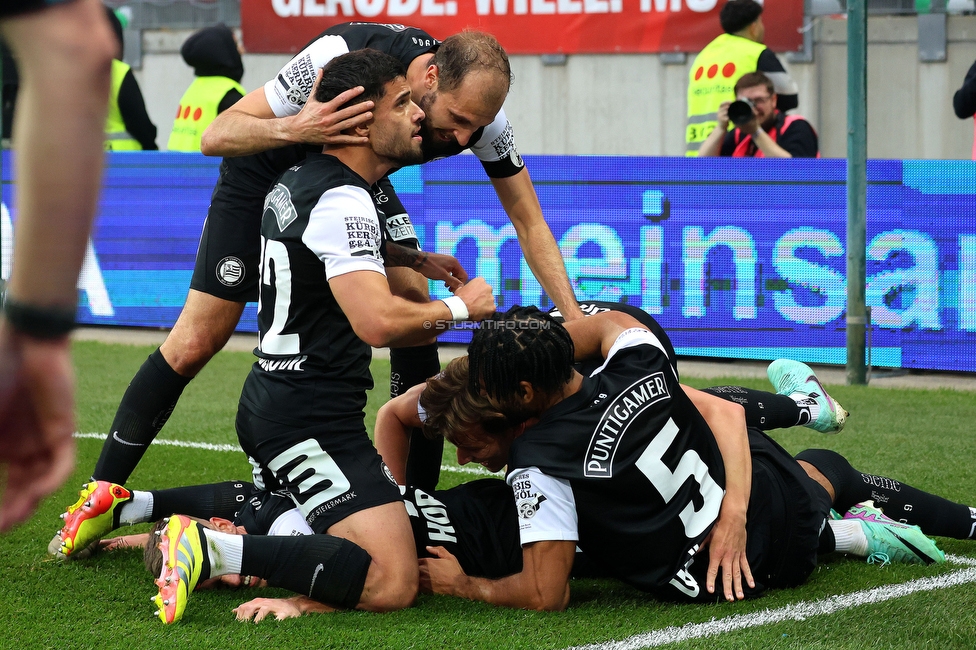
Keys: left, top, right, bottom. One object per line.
{"left": 216, "top": 22, "right": 523, "bottom": 265}
{"left": 507, "top": 329, "right": 727, "bottom": 595}
{"left": 404, "top": 479, "right": 521, "bottom": 579}
{"left": 263, "top": 22, "right": 524, "bottom": 176}
{"left": 235, "top": 479, "right": 521, "bottom": 579}
{"left": 548, "top": 301, "right": 678, "bottom": 378}
{"left": 239, "top": 152, "right": 383, "bottom": 426}
{"left": 265, "top": 23, "right": 437, "bottom": 117}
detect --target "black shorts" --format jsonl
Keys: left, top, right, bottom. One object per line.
{"left": 1, "top": 0, "right": 75, "bottom": 18}
{"left": 188, "top": 163, "right": 266, "bottom": 302}
{"left": 742, "top": 427, "right": 831, "bottom": 592}
{"left": 235, "top": 404, "right": 401, "bottom": 534}
{"left": 681, "top": 428, "right": 831, "bottom": 601}
{"left": 233, "top": 488, "right": 296, "bottom": 534}
{"left": 189, "top": 155, "right": 419, "bottom": 303}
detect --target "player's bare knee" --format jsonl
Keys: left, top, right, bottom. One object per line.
{"left": 359, "top": 559, "right": 419, "bottom": 612}
{"left": 797, "top": 459, "right": 836, "bottom": 501}
{"left": 161, "top": 315, "right": 237, "bottom": 375}
{"left": 159, "top": 333, "right": 220, "bottom": 377}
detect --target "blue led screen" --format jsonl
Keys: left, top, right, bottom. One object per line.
{"left": 2, "top": 152, "right": 974, "bottom": 372}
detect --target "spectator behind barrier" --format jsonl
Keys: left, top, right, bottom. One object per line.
{"left": 167, "top": 24, "right": 245, "bottom": 152}
{"left": 103, "top": 6, "right": 157, "bottom": 151}
{"left": 697, "top": 71, "right": 818, "bottom": 159}
{"left": 953, "top": 58, "right": 976, "bottom": 160}
{"left": 685, "top": 0, "right": 799, "bottom": 156}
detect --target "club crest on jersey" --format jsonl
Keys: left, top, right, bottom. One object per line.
{"left": 264, "top": 184, "right": 298, "bottom": 232}
{"left": 216, "top": 256, "right": 245, "bottom": 287}
{"left": 585, "top": 372, "right": 670, "bottom": 478}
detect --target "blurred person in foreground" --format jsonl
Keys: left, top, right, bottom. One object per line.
{"left": 0, "top": 0, "right": 116, "bottom": 530}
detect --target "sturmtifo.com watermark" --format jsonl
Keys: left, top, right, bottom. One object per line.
{"left": 422, "top": 319, "right": 553, "bottom": 331}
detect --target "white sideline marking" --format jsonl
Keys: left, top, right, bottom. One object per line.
{"left": 75, "top": 432, "right": 239, "bottom": 452}
{"left": 566, "top": 555, "right": 976, "bottom": 650}
{"left": 73, "top": 432, "right": 499, "bottom": 476}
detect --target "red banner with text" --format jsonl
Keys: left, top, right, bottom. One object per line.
{"left": 241, "top": 0, "right": 803, "bottom": 55}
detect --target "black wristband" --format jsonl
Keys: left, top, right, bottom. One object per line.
{"left": 2, "top": 297, "right": 76, "bottom": 339}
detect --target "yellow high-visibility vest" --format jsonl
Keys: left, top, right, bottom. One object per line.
{"left": 686, "top": 33, "right": 765, "bottom": 157}
{"left": 167, "top": 76, "right": 245, "bottom": 152}
{"left": 104, "top": 59, "right": 142, "bottom": 151}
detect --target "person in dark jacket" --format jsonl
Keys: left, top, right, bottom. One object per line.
{"left": 167, "top": 24, "right": 244, "bottom": 152}
{"left": 953, "top": 59, "right": 976, "bottom": 160}
{"left": 103, "top": 6, "right": 156, "bottom": 150}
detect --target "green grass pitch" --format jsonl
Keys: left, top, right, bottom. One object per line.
{"left": 2, "top": 340, "right": 976, "bottom": 649}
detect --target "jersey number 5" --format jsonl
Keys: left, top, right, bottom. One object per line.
{"left": 635, "top": 417, "right": 723, "bottom": 538}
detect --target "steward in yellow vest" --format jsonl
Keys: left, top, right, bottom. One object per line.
{"left": 104, "top": 7, "right": 157, "bottom": 151}
{"left": 686, "top": 0, "right": 797, "bottom": 157}
{"left": 167, "top": 24, "right": 245, "bottom": 152}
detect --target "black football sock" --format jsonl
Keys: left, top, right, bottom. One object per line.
{"left": 93, "top": 348, "right": 192, "bottom": 484}
{"left": 818, "top": 518, "right": 837, "bottom": 554}
{"left": 703, "top": 386, "right": 806, "bottom": 430}
{"left": 390, "top": 343, "right": 443, "bottom": 491}
{"left": 240, "top": 534, "right": 371, "bottom": 609}
{"left": 797, "top": 448, "right": 976, "bottom": 539}
{"left": 149, "top": 481, "right": 254, "bottom": 521}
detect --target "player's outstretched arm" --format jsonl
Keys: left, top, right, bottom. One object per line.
{"left": 330, "top": 271, "right": 495, "bottom": 348}
{"left": 382, "top": 242, "right": 467, "bottom": 292}
{"left": 200, "top": 69, "right": 372, "bottom": 157}
{"left": 421, "top": 541, "right": 575, "bottom": 611}
{"left": 489, "top": 169, "right": 583, "bottom": 321}
{"left": 683, "top": 386, "right": 754, "bottom": 601}
{"left": 375, "top": 383, "right": 427, "bottom": 484}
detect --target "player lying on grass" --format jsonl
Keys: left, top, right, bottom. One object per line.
{"left": 84, "top": 417, "right": 976, "bottom": 622}
{"left": 387, "top": 356, "right": 976, "bottom": 604}
{"left": 416, "top": 305, "right": 974, "bottom": 609}
{"left": 66, "top": 357, "right": 975, "bottom": 619}
{"left": 95, "top": 477, "right": 520, "bottom": 620}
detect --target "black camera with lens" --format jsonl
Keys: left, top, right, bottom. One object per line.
{"left": 727, "top": 98, "right": 756, "bottom": 126}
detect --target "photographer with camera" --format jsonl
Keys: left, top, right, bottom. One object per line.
{"left": 697, "top": 72, "right": 818, "bottom": 159}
